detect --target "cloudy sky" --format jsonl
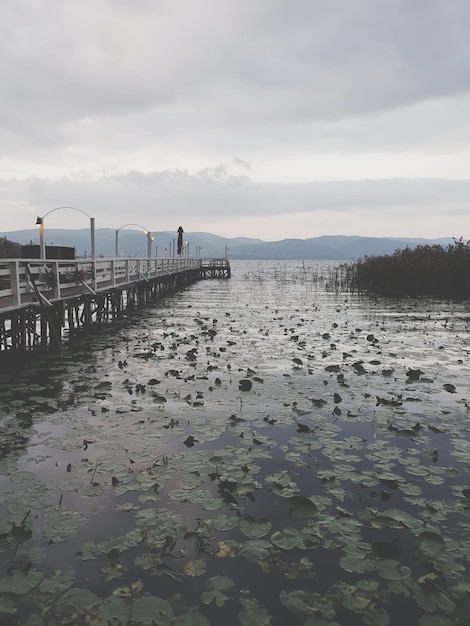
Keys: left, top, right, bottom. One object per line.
{"left": 1, "top": 0, "right": 470, "bottom": 241}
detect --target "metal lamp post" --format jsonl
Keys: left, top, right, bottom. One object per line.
{"left": 155, "top": 233, "right": 177, "bottom": 257}
{"left": 185, "top": 241, "right": 200, "bottom": 258}
{"left": 115, "top": 224, "right": 153, "bottom": 259}
{"left": 36, "top": 216, "right": 45, "bottom": 260}
{"left": 36, "top": 207, "right": 95, "bottom": 260}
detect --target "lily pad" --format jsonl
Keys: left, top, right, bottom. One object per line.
{"left": 238, "top": 539, "right": 274, "bottom": 561}
{"left": 0, "top": 570, "right": 43, "bottom": 594}
{"left": 288, "top": 496, "right": 319, "bottom": 519}
{"left": 279, "top": 590, "right": 337, "bottom": 622}
{"left": 416, "top": 531, "right": 446, "bottom": 562}
{"left": 38, "top": 570, "right": 74, "bottom": 594}
{"left": 212, "top": 514, "right": 239, "bottom": 532}
{"left": 183, "top": 559, "right": 207, "bottom": 578}
{"left": 201, "top": 575, "right": 235, "bottom": 607}
{"left": 240, "top": 516, "right": 272, "bottom": 539}
{"left": 98, "top": 597, "right": 131, "bottom": 625}
{"left": 239, "top": 598, "right": 272, "bottom": 626}
{"left": 131, "top": 596, "right": 174, "bottom": 625}
{"left": 10, "top": 471, "right": 35, "bottom": 484}
{"left": 271, "top": 528, "right": 302, "bottom": 550}
{"left": 56, "top": 587, "right": 99, "bottom": 613}
{"left": 376, "top": 559, "right": 411, "bottom": 581}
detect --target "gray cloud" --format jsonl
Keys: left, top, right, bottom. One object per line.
{"left": 1, "top": 170, "right": 468, "bottom": 236}
{"left": 0, "top": 1, "right": 469, "bottom": 239}
{"left": 2, "top": 2, "right": 469, "bottom": 134}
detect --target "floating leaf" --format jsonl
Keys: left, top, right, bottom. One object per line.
{"left": 216, "top": 540, "right": 238, "bottom": 558}
{"left": 415, "top": 531, "right": 445, "bottom": 561}
{"left": 334, "top": 582, "right": 371, "bottom": 611}
{"left": 153, "top": 394, "right": 167, "bottom": 403}
{"left": 288, "top": 496, "right": 319, "bottom": 519}
{"left": 240, "top": 516, "right": 271, "bottom": 539}
{"left": 279, "top": 590, "right": 337, "bottom": 621}
{"left": 212, "top": 514, "right": 239, "bottom": 532}
{"left": 95, "top": 381, "right": 112, "bottom": 390}
{"left": 238, "top": 539, "right": 273, "bottom": 561}
{"left": 183, "top": 559, "right": 207, "bottom": 578}
{"left": 356, "top": 579, "right": 380, "bottom": 592}
{"left": 271, "top": 528, "right": 302, "bottom": 550}
{"left": 412, "top": 580, "right": 456, "bottom": 615}
{"left": 298, "top": 529, "right": 321, "bottom": 550}
{"left": 10, "top": 471, "right": 35, "bottom": 484}
{"left": 208, "top": 456, "right": 224, "bottom": 467}
{"left": 0, "top": 570, "right": 43, "bottom": 594}
{"left": 239, "top": 598, "right": 272, "bottom": 626}
{"left": 39, "top": 570, "right": 74, "bottom": 594}
{"left": 376, "top": 508, "right": 420, "bottom": 529}
{"left": 325, "top": 364, "right": 340, "bottom": 372}
{"left": 340, "top": 553, "right": 374, "bottom": 574}
{"left": 131, "top": 596, "right": 174, "bottom": 625}
{"left": 201, "top": 575, "right": 235, "bottom": 607}
{"left": 284, "top": 556, "right": 315, "bottom": 580}
{"left": 271, "top": 480, "right": 301, "bottom": 498}
{"left": 406, "top": 368, "right": 423, "bottom": 381}
{"left": 56, "top": 587, "right": 99, "bottom": 613}
{"left": 98, "top": 597, "right": 131, "bottom": 625}
{"left": 376, "top": 559, "right": 411, "bottom": 581}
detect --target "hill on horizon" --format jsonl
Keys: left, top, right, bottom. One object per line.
{"left": 0, "top": 228, "right": 456, "bottom": 260}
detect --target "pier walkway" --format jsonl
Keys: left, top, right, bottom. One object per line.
{"left": 0, "top": 256, "right": 230, "bottom": 354}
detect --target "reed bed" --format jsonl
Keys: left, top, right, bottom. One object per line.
{"left": 328, "top": 238, "right": 470, "bottom": 297}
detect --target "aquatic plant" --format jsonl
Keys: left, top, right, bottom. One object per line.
{"left": 0, "top": 236, "right": 21, "bottom": 258}
{"left": 332, "top": 238, "right": 470, "bottom": 297}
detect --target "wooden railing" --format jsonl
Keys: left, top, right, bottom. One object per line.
{"left": 0, "top": 257, "right": 202, "bottom": 310}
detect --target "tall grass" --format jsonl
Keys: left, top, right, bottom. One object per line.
{"left": 332, "top": 238, "right": 470, "bottom": 297}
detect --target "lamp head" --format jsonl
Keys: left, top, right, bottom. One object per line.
{"left": 36, "top": 216, "right": 43, "bottom": 226}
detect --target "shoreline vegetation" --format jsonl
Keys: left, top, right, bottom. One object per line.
{"left": 329, "top": 238, "right": 470, "bottom": 298}
{"left": 3, "top": 234, "right": 470, "bottom": 298}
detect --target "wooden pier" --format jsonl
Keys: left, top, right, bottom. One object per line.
{"left": 0, "top": 256, "right": 230, "bottom": 355}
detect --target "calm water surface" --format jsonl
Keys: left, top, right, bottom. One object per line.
{"left": 1, "top": 260, "right": 470, "bottom": 626}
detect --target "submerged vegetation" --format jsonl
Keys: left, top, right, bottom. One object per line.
{"left": 1, "top": 260, "right": 470, "bottom": 624}
{"left": 332, "top": 238, "right": 470, "bottom": 297}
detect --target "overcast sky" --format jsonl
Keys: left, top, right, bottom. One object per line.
{"left": 1, "top": 0, "right": 470, "bottom": 241}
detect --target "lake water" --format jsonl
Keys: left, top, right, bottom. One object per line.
{"left": 1, "top": 260, "right": 470, "bottom": 625}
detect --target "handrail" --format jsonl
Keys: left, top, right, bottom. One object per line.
{"left": 0, "top": 256, "right": 203, "bottom": 311}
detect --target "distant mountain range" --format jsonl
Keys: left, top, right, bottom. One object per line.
{"left": 0, "top": 228, "right": 456, "bottom": 260}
